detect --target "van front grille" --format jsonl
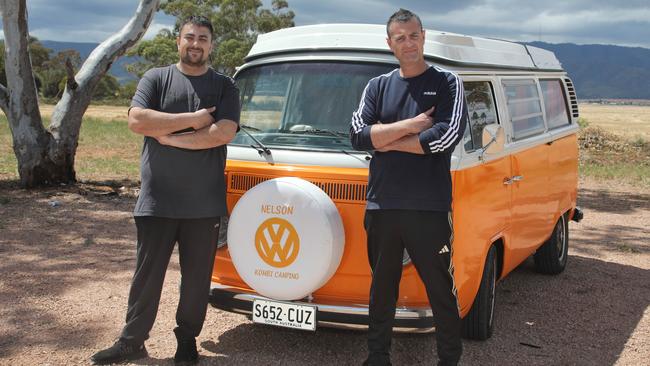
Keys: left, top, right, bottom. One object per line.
{"left": 230, "top": 174, "right": 271, "bottom": 191}
{"left": 228, "top": 173, "right": 367, "bottom": 203}
{"left": 310, "top": 181, "right": 368, "bottom": 202}
{"left": 564, "top": 78, "right": 579, "bottom": 118}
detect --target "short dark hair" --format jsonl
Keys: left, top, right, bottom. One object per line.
{"left": 179, "top": 15, "right": 214, "bottom": 40}
{"left": 386, "top": 8, "right": 423, "bottom": 36}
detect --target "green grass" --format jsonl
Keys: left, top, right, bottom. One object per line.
{"left": 0, "top": 115, "right": 17, "bottom": 179}
{"left": 578, "top": 118, "right": 650, "bottom": 187}
{"left": 0, "top": 113, "right": 142, "bottom": 181}
{"left": 580, "top": 162, "right": 650, "bottom": 187}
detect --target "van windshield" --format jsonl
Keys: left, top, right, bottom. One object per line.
{"left": 233, "top": 62, "right": 395, "bottom": 151}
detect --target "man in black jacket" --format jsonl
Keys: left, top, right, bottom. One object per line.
{"left": 350, "top": 8, "right": 467, "bottom": 366}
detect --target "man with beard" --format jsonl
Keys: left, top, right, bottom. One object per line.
{"left": 91, "top": 15, "right": 240, "bottom": 366}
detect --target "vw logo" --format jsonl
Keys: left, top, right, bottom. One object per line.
{"left": 255, "top": 217, "right": 300, "bottom": 268}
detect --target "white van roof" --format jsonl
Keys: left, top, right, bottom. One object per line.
{"left": 246, "top": 24, "right": 562, "bottom": 71}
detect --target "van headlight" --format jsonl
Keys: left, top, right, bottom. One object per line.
{"left": 217, "top": 215, "right": 229, "bottom": 248}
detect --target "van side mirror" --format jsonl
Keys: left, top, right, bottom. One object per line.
{"left": 480, "top": 124, "right": 505, "bottom": 159}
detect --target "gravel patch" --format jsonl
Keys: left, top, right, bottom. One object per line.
{"left": 0, "top": 177, "right": 647, "bottom": 365}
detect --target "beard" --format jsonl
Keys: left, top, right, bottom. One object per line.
{"left": 181, "top": 48, "right": 209, "bottom": 67}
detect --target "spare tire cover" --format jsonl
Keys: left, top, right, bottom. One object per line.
{"left": 228, "top": 177, "right": 345, "bottom": 300}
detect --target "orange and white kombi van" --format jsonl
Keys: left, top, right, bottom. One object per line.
{"left": 208, "top": 24, "right": 583, "bottom": 340}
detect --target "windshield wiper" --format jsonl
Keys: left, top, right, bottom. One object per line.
{"left": 239, "top": 124, "right": 271, "bottom": 156}
{"left": 286, "top": 128, "right": 349, "bottom": 138}
{"left": 341, "top": 149, "right": 372, "bottom": 161}
{"left": 239, "top": 124, "right": 263, "bottom": 132}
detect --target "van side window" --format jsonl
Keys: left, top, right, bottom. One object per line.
{"left": 463, "top": 81, "right": 499, "bottom": 152}
{"left": 540, "top": 79, "right": 570, "bottom": 129}
{"left": 503, "top": 79, "right": 545, "bottom": 140}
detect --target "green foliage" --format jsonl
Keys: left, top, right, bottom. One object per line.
{"left": 119, "top": 80, "right": 138, "bottom": 100}
{"left": 215, "top": 38, "right": 251, "bottom": 74}
{"left": 27, "top": 36, "right": 52, "bottom": 70}
{"left": 141, "top": 0, "right": 295, "bottom": 75}
{"left": 126, "top": 29, "right": 179, "bottom": 78}
{"left": 631, "top": 135, "right": 649, "bottom": 149}
{"left": 93, "top": 74, "right": 122, "bottom": 99}
{"left": 38, "top": 67, "right": 66, "bottom": 98}
{"left": 577, "top": 117, "right": 589, "bottom": 129}
{"left": 37, "top": 49, "right": 82, "bottom": 98}
{"left": 1, "top": 37, "right": 53, "bottom": 87}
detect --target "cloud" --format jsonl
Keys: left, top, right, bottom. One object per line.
{"left": 283, "top": 0, "right": 650, "bottom": 48}
{"left": 20, "top": 0, "right": 174, "bottom": 43}
{"left": 2, "top": 0, "right": 648, "bottom": 48}
{"left": 422, "top": 4, "right": 650, "bottom": 47}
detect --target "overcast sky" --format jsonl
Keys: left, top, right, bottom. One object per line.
{"left": 1, "top": 0, "right": 649, "bottom": 49}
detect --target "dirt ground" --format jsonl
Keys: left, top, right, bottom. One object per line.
{"left": 0, "top": 177, "right": 648, "bottom": 366}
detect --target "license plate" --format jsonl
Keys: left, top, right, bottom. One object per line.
{"left": 252, "top": 299, "right": 317, "bottom": 331}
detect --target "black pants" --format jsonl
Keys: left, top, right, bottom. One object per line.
{"left": 120, "top": 216, "right": 220, "bottom": 344}
{"left": 364, "top": 210, "right": 462, "bottom": 365}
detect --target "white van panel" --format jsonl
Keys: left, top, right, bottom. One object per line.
{"left": 227, "top": 145, "right": 371, "bottom": 169}
{"left": 247, "top": 24, "right": 562, "bottom": 71}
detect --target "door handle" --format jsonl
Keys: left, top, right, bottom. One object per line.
{"left": 503, "top": 175, "right": 524, "bottom": 185}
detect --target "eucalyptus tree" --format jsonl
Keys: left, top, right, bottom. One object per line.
{"left": 0, "top": 0, "right": 160, "bottom": 187}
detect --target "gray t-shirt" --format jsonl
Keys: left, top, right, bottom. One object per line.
{"left": 130, "top": 65, "right": 240, "bottom": 218}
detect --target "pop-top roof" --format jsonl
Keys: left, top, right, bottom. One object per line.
{"left": 246, "top": 24, "right": 562, "bottom": 71}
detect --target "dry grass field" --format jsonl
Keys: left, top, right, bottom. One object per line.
{"left": 1, "top": 103, "right": 649, "bottom": 184}
{"left": 579, "top": 104, "right": 650, "bottom": 140}
{"left": 37, "top": 104, "right": 129, "bottom": 121}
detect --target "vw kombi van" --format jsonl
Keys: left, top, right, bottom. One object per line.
{"left": 208, "top": 24, "right": 583, "bottom": 340}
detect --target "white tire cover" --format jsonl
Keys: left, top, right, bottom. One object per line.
{"left": 228, "top": 177, "right": 345, "bottom": 300}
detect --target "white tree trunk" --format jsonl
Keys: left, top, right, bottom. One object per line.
{"left": 0, "top": 0, "right": 159, "bottom": 187}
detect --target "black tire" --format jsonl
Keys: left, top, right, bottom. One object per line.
{"left": 462, "top": 245, "right": 497, "bottom": 340}
{"left": 534, "top": 213, "right": 569, "bottom": 275}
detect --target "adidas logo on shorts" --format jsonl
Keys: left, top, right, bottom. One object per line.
{"left": 438, "top": 245, "right": 450, "bottom": 254}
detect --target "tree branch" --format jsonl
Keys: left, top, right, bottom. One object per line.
{"left": 75, "top": 0, "right": 160, "bottom": 90}
{"left": 50, "top": 0, "right": 159, "bottom": 139}
{"left": 0, "top": 0, "right": 44, "bottom": 128}
{"left": 65, "top": 59, "right": 78, "bottom": 90}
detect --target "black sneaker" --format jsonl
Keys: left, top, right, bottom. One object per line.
{"left": 174, "top": 337, "right": 198, "bottom": 365}
{"left": 90, "top": 339, "right": 147, "bottom": 365}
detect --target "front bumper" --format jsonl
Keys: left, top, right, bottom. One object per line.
{"left": 209, "top": 283, "right": 435, "bottom": 332}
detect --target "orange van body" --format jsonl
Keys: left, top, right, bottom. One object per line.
{"left": 207, "top": 24, "right": 582, "bottom": 338}
{"left": 212, "top": 132, "right": 578, "bottom": 316}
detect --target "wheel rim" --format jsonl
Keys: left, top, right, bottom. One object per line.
{"left": 556, "top": 215, "right": 566, "bottom": 262}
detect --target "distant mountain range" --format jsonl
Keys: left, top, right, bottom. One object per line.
{"left": 41, "top": 40, "right": 137, "bottom": 84}
{"left": 41, "top": 40, "right": 650, "bottom": 100}
{"left": 526, "top": 42, "right": 650, "bottom": 100}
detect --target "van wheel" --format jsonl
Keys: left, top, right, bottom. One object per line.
{"left": 462, "top": 245, "right": 497, "bottom": 340}
{"left": 534, "top": 213, "right": 569, "bottom": 275}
